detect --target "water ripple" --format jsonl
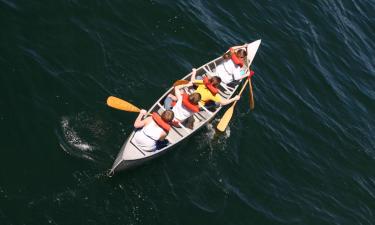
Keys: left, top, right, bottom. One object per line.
{"left": 2, "top": 0, "right": 375, "bottom": 224}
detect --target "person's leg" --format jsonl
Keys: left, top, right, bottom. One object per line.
{"left": 164, "top": 96, "right": 173, "bottom": 110}
{"left": 156, "top": 139, "right": 169, "bottom": 149}
{"left": 204, "top": 101, "right": 218, "bottom": 112}
{"left": 183, "top": 116, "right": 195, "bottom": 129}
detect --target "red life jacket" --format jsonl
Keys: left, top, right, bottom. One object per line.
{"left": 203, "top": 77, "right": 218, "bottom": 95}
{"left": 182, "top": 93, "right": 200, "bottom": 112}
{"left": 151, "top": 112, "right": 171, "bottom": 133}
{"left": 229, "top": 48, "right": 244, "bottom": 67}
{"left": 171, "top": 94, "right": 200, "bottom": 113}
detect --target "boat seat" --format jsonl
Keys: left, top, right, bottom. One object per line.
{"left": 129, "top": 139, "right": 146, "bottom": 156}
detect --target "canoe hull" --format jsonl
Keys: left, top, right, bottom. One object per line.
{"left": 110, "top": 40, "right": 261, "bottom": 175}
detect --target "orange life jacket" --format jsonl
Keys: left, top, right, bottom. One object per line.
{"left": 182, "top": 93, "right": 200, "bottom": 112}
{"left": 203, "top": 77, "right": 218, "bottom": 95}
{"left": 151, "top": 112, "right": 171, "bottom": 133}
{"left": 229, "top": 48, "right": 244, "bottom": 67}
{"left": 171, "top": 94, "right": 200, "bottom": 113}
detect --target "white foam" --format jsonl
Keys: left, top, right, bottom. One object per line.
{"left": 61, "top": 117, "right": 93, "bottom": 151}
{"left": 194, "top": 119, "right": 232, "bottom": 153}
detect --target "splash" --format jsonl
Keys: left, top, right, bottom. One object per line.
{"left": 56, "top": 112, "right": 116, "bottom": 165}
{"left": 208, "top": 118, "right": 231, "bottom": 143}
{"left": 60, "top": 116, "right": 93, "bottom": 152}
{"left": 194, "top": 118, "right": 232, "bottom": 155}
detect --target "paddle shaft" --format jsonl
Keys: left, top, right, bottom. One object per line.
{"left": 248, "top": 78, "right": 254, "bottom": 110}
{"left": 232, "top": 78, "right": 249, "bottom": 107}
{"left": 216, "top": 79, "right": 249, "bottom": 131}
{"left": 244, "top": 57, "right": 255, "bottom": 110}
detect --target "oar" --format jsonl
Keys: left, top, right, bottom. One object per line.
{"left": 106, "top": 96, "right": 191, "bottom": 132}
{"left": 107, "top": 80, "right": 188, "bottom": 113}
{"left": 248, "top": 70, "right": 255, "bottom": 110}
{"left": 249, "top": 78, "right": 255, "bottom": 110}
{"left": 106, "top": 96, "right": 141, "bottom": 113}
{"left": 217, "top": 79, "right": 249, "bottom": 132}
{"left": 173, "top": 80, "right": 189, "bottom": 87}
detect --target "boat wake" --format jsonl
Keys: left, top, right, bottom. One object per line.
{"left": 195, "top": 119, "right": 232, "bottom": 154}
{"left": 55, "top": 112, "right": 112, "bottom": 164}
{"left": 58, "top": 116, "right": 94, "bottom": 160}
{"left": 62, "top": 117, "right": 92, "bottom": 149}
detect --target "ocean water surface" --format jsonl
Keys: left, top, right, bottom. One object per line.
{"left": 0, "top": 0, "right": 374, "bottom": 224}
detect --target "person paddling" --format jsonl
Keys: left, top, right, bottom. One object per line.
{"left": 190, "top": 68, "right": 240, "bottom": 109}
{"left": 164, "top": 82, "right": 201, "bottom": 129}
{"left": 132, "top": 110, "right": 174, "bottom": 151}
{"left": 215, "top": 45, "right": 253, "bottom": 85}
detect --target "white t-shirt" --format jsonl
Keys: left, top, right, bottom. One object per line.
{"left": 216, "top": 59, "right": 244, "bottom": 84}
{"left": 133, "top": 120, "right": 164, "bottom": 151}
{"left": 172, "top": 98, "right": 193, "bottom": 121}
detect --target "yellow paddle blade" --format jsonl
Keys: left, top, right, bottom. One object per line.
{"left": 216, "top": 79, "right": 249, "bottom": 132}
{"left": 106, "top": 96, "right": 141, "bottom": 113}
{"left": 216, "top": 105, "right": 235, "bottom": 132}
{"left": 249, "top": 79, "right": 255, "bottom": 110}
{"left": 173, "top": 80, "right": 189, "bottom": 87}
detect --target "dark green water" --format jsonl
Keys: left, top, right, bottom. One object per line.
{"left": 1, "top": 0, "right": 375, "bottom": 224}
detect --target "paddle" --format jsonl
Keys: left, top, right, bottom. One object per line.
{"left": 248, "top": 70, "right": 255, "bottom": 110}
{"left": 216, "top": 79, "right": 249, "bottom": 132}
{"left": 173, "top": 80, "right": 189, "bottom": 87}
{"left": 107, "top": 79, "right": 188, "bottom": 113}
{"left": 249, "top": 78, "right": 255, "bottom": 110}
{"left": 106, "top": 96, "right": 142, "bottom": 113}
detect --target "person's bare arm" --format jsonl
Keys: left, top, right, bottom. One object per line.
{"left": 174, "top": 83, "right": 193, "bottom": 100}
{"left": 230, "top": 44, "right": 247, "bottom": 51}
{"left": 237, "top": 74, "right": 248, "bottom": 80}
{"left": 191, "top": 68, "right": 212, "bottom": 82}
{"left": 167, "top": 93, "right": 178, "bottom": 101}
{"left": 219, "top": 95, "right": 240, "bottom": 106}
{"left": 236, "top": 70, "right": 255, "bottom": 80}
{"left": 134, "top": 109, "right": 149, "bottom": 128}
{"left": 190, "top": 68, "right": 197, "bottom": 82}
{"left": 159, "top": 132, "right": 167, "bottom": 141}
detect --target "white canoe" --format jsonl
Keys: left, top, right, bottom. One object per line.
{"left": 110, "top": 40, "right": 261, "bottom": 174}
